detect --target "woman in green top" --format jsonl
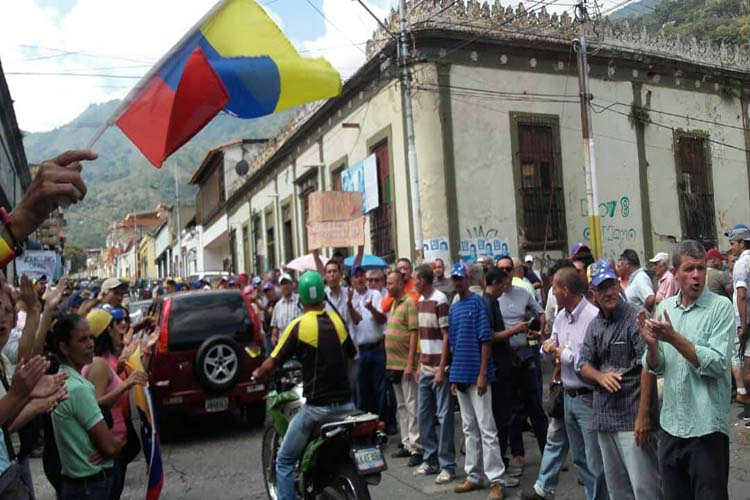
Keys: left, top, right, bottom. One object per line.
{"left": 50, "top": 315, "right": 123, "bottom": 500}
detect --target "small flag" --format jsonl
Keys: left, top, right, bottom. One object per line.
{"left": 112, "top": 0, "right": 341, "bottom": 167}
{"left": 127, "top": 347, "right": 164, "bottom": 500}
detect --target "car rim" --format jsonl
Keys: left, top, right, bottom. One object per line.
{"left": 204, "top": 344, "right": 238, "bottom": 384}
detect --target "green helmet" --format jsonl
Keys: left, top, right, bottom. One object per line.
{"left": 298, "top": 271, "right": 325, "bottom": 305}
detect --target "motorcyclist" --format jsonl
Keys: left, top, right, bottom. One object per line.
{"left": 252, "top": 271, "right": 357, "bottom": 500}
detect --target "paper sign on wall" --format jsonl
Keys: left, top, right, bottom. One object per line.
{"left": 423, "top": 237, "right": 451, "bottom": 265}
{"left": 307, "top": 192, "right": 365, "bottom": 248}
{"left": 341, "top": 154, "right": 379, "bottom": 213}
{"left": 459, "top": 238, "right": 509, "bottom": 264}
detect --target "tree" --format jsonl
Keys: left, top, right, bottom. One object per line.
{"left": 63, "top": 243, "right": 87, "bottom": 275}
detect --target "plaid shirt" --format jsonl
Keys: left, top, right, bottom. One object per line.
{"left": 270, "top": 293, "right": 301, "bottom": 334}
{"left": 579, "top": 300, "right": 654, "bottom": 432}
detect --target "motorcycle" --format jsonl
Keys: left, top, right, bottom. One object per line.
{"left": 261, "top": 360, "right": 388, "bottom": 500}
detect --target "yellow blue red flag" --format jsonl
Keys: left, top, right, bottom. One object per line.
{"left": 127, "top": 347, "right": 164, "bottom": 500}
{"left": 111, "top": 0, "right": 342, "bottom": 167}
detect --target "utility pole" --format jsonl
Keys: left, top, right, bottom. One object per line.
{"left": 354, "top": 0, "right": 423, "bottom": 260}
{"left": 174, "top": 163, "right": 182, "bottom": 277}
{"left": 399, "top": 0, "right": 423, "bottom": 260}
{"left": 575, "top": 0, "right": 603, "bottom": 259}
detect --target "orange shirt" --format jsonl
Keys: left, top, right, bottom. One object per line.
{"left": 381, "top": 279, "right": 420, "bottom": 312}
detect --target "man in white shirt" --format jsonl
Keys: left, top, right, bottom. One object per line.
{"left": 348, "top": 266, "right": 387, "bottom": 415}
{"left": 270, "top": 273, "right": 301, "bottom": 346}
{"left": 618, "top": 249, "right": 655, "bottom": 313}
{"left": 727, "top": 224, "right": 750, "bottom": 411}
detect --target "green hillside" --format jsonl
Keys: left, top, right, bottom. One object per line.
{"left": 630, "top": 0, "right": 750, "bottom": 48}
{"left": 23, "top": 102, "right": 294, "bottom": 248}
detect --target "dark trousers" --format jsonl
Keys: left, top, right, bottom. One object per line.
{"left": 109, "top": 458, "right": 128, "bottom": 500}
{"left": 660, "top": 431, "right": 729, "bottom": 500}
{"left": 508, "top": 355, "right": 548, "bottom": 457}
{"left": 61, "top": 469, "right": 113, "bottom": 500}
{"left": 491, "top": 371, "right": 512, "bottom": 462}
{"left": 356, "top": 344, "right": 387, "bottom": 416}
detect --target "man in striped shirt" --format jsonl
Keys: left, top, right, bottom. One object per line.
{"left": 385, "top": 270, "right": 422, "bottom": 466}
{"left": 413, "top": 265, "right": 455, "bottom": 483}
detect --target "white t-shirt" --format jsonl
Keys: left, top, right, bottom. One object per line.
{"left": 351, "top": 288, "right": 384, "bottom": 346}
{"left": 732, "top": 249, "right": 750, "bottom": 327}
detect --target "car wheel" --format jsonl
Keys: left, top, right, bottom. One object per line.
{"left": 195, "top": 336, "right": 242, "bottom": 392}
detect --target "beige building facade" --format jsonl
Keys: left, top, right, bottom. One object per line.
{"left": 214, "top": 1, "right": 750, "bottom": 274}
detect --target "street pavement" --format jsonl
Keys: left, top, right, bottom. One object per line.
{"left": 30, "top": 402, "right": 750, "bottom": 500}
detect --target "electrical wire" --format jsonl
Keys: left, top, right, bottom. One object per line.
{"left": 303, "top": 0, "right": 367, "bottom": 56}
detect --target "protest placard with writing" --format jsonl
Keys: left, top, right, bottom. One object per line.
{"left": 306, "top": 192, "right": 365, "bottom": 248}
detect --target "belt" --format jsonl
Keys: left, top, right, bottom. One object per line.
{"left": 565, "top": 387, "right": 593, "bottom": 398}
{"left": 62, "top": 468, "right": 112, "bottom": 483}
{"left": 358, "top": 340, "right": 384, "bottom": 351}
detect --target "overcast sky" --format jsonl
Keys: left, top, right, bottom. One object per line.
{"left": 1, "top": 0, "right": 609, "bottom": 134}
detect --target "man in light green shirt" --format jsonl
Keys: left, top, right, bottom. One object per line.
{"left": 640, "top": 240, "right": 734, "bottom": 500}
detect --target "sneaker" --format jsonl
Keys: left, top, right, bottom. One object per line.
{"left": 414, "top": 462, "right": 439, "bottom": 475}
{"left": 504, "top": 477, "right": 520, "bottom": 488}
{"left": 488, "top": 483, "right": 505, "bottom": 500}
{"left": 454, "top": 479, "right": 484, "bottom": 493}
{"left": 391, "top": 448, "right": 411, "bottom": 458}
{"left": 435, "top": 469, "right": 455, "bottom": 484}
{"left": 407, "top": 453, "right": 424, "bottom": 467}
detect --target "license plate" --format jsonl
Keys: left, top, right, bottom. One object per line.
{"left": 353, "top": 447, "right": 385, "bottom": 473}
{"left": 205, "top": 397, "right": 229, "bottom": 413}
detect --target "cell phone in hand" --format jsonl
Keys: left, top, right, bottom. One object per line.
{"left": 528, "top": 317, "right": 541, "bottom": 332}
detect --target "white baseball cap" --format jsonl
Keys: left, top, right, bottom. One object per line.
{"left": 648, "top": 252, "right": 669, "bottom": 264}
{"left": 524, "top": 254, "right": 534, "bottom": 263}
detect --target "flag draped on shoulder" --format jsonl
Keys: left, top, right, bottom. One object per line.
{"left": 111, "top": 0, "right": 342, "bottom": 167}
{"left": 127, "top": 347, "right": 164, "bottom": 500}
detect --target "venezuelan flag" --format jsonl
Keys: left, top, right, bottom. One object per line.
{"left": 127, "top": 347, "right": 164, "bottom": 500}
{"left": 113, "top": 0, "right": 341, "bottom": 167}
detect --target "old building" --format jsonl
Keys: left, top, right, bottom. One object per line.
{"left": 0, "top": 59, "right": 31, "bottom": 277}
{"left": 204, "top": 1, "right": 750, "bottom": 274}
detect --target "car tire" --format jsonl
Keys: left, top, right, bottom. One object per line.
{"left": 195, "top": 336, "right": 242, "bottom": 392}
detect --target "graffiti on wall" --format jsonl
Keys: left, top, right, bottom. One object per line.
{"left": 580, "top": 196, "right": 631, "bottom": 219}
{"left": 580, "top": 194, "right": 638, "bottom": 254}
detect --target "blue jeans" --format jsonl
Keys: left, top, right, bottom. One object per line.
{"left": 356, "top": 344, "right": 387, "bottom": 416}
{"left": 276, "top": 401, "right": 356, "bottom": 500}
{"left": 534, "top": 417, "right": 569, "bottom": 498}
{"left": 564, "top": 393, "right": 607, "bottom": 500}
{"left": 417, "top": 372, "right": 456, "bottom": 471}
{"left": 60, "top": 469, "right": 113, "bottom": 500}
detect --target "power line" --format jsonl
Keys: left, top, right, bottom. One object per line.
{"left": 303, "top": 0, "right": 367, "bottom": 56}
{"left": 5, "top": 71, "right": 141, "bottom": 79}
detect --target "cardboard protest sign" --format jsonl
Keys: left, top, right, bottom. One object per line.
{"left": 306, "top": 192, "right": 365, "bottom": 248}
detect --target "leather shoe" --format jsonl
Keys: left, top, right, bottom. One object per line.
{"left": 454, "top": 479, "right": 484, "bottom": 493}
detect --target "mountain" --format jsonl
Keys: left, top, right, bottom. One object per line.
{"left": 624, "top": 0, "right": 750, "bottom": 48}
{"left": 23, "top": 101, "right": 295, "bottom": 248}
{"left": 609, "top": 0, "right": 662, "bottom": 20}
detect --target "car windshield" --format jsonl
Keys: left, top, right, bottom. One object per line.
{"left": 168, "top": 292, "right": 250, "bottom": 341}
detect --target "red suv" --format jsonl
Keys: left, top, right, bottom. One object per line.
{"left": 148, "top": 289, "right": 267, "bottom": 427}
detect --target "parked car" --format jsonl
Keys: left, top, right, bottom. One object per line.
{"left": 148, "top": 289, "right": 267, "bottom": 428}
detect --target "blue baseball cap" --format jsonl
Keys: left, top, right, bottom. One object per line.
{"left": 450, "top": 263, "right": 468, "bottom": 279}
{"left": 589, "top": 259, "right": 618, "bottom": 287}
{"left": 570, "top": 242, "right": 591, "bottom": 257}
{"left": 252, "top": 276, "right": 262, "bottom": 286}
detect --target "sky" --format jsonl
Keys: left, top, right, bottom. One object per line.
{"left": 0, "top": 0, "right": 585, "bottom": 133}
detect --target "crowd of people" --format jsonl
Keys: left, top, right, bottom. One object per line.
{"left": 0, "top": 150, "right": 747, "bottom": 500}
{"left": 242, "top": 231, "right": 746, "bottom": 500}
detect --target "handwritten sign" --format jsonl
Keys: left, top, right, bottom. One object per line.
{"left": 307, "top": 218, "right": 365, "bottom": 249}
{"left": 15, "top": 250, "right": 58, "bottom": 280}
{"left": 307, "top": 192, "right": 364, "bottom": 248}
{"left": 307, "top": 192, "right": 362, "bottom": 223}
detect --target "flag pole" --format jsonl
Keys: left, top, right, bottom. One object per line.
{"left": 85, "top": 0, "right": 231, "bottom": 150}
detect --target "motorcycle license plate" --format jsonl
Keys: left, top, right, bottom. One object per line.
{"left": 205, "top": 397, "right": 229, "bottom": 413}
{"left": 353, "top": 447, "right": 385, "bottom": 473}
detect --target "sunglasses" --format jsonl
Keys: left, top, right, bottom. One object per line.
{"left": 499, "top": 266, "right": 513, "bottom": 272}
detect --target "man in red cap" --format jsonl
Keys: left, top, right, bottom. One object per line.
{"left": 706, "top": 249, "right": 732, "bottom": 299}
